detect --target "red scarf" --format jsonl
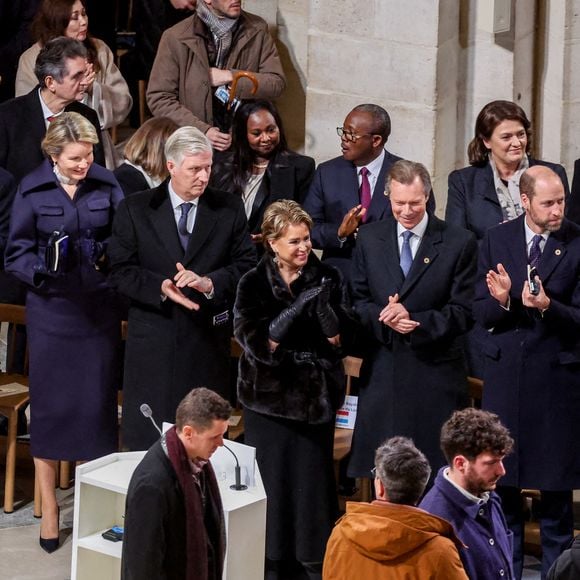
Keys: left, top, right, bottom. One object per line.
{"left": 165, "top": 426, "right": 225, "bottom": 580}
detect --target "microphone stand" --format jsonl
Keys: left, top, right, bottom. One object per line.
{"left": 223, "top": 444, "right": 247, "bottom": 490}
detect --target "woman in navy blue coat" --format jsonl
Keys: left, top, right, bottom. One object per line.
{"left": 446, "top": 100, "right": 571, "bottom": 240}
{"left": 5, "top": 112, "right": 123, "bottom": 552}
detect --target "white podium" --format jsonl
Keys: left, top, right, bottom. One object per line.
{"left": 71, "top": 445, "right": 266, "bottom": 580}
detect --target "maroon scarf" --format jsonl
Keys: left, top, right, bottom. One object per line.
{"left": 165, "top": 426, "right": 225, "bottom": 580}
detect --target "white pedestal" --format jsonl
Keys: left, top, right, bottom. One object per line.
{"left": 71, "top": 447, "right": 266, "bottom": 580}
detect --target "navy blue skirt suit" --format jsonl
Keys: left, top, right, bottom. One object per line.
{"left": 5, "top": 160, "right": 124, "bottom": 460}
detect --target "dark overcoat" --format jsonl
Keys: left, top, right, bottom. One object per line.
{"left": 348, "top": 215, "right": 477, "bottom": 477}
{"left": 303, "top": 150, "right": 436, "bottom": 280}
{"left": 121, "top": 440, "right": 224, "bottom": 580}
{"left": 108, "top": 183, "right": 256, "bottom": 450}
{"left": 446, "top": 158, "right": 572, "bottom": 240}
{"left": 0, "top": 88, "right": 105, "bottom": 182}
{"left": 5, "top": 160, "right": 123, "bottom": 460}
{"left": 473, "top": 215, "right": 580, "bottom": 490}
{"left": 211, "top": 150, "right": 315, "bottom": 234}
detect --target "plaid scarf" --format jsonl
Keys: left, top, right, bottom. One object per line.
{"left": 196, "top": 1, "right": 238, "bottom": 68}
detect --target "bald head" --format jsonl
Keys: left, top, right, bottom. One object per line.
{"left": 520, "top": 166, "right": 565, "bottom": 233}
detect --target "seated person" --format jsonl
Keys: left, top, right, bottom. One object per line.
{"left": 147, "top": 0, "right": 286, "bottom": 151}
{"left": 122, "top": 387, "right": 231, "bottom": 580}
{"left": 420, "top": 408, "right": 515, "bottom": 580}
{"left": 114, "top": 116, "right": 178, "bottom": 196}
{"left": 323, "top": 436, "right": 467, "bottom": 580}
{"left": 210, "top": 99, "right": 315, "bottom": 248}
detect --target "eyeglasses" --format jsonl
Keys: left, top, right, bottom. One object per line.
{"left": 371, "top": 467, "right": 377, "bottom": 477}
{"left": 336, "top": 127, "right": 374, "bottom": 142}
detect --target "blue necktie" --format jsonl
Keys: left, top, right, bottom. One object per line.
{"left": 400, "top": 230, "right": 414, "bottom": 277}
{"left": 529, "top": 234, "right": 543, "bottom": 268}
{"left": 178, "top": 202, "right": 193, "bottom": 250}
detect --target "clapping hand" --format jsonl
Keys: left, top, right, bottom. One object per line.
{"left": 269, "top": 286, "right": 322, "bottom": 343}
{"left": 378, "top": 293, "right": 420, "bottom": 334}
{"left": 486, "top": 263, "right": 511, "bottom": 307}
{"left": 316, "top": 277, "right": 340, "bottom": 339}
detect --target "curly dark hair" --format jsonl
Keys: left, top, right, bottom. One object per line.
{"left": 440, "top": 408, "right": 514, "bottom": 463}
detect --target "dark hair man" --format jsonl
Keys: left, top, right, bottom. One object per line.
{"left": 0, "top": 36, "right": 105, "bottom": 181}
{"left": 303, "top": 104, "right": 435, "bottom": 281}
{"left": 472, "top": 164, "right": 580, "bottom": 578}
{"left": 420, "top": 408, "right": 515, "bottom": 579}
{"left": 122, "top": 387, "right": 232, "bottom": 580}
{"left": 324, "top": 436, "right": 467, "bottom": 579}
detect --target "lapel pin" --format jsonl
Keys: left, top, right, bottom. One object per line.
{"left": 423, "top": 257, "right": 430, "bottom": 264}
{"left": 555, "top": 249, "right": 561, "bottom": 256}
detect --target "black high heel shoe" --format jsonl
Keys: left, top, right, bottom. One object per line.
{"left": 39, "top": 507, "right": 60, "bottom": 554}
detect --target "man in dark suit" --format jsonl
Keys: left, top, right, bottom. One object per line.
{"left": 108, "top": 126, "right": 256, "bottom": 450}
{"left": 0, "top": 37, "right": 105, "bottom": 182}
{"left": 474, "top": 165, "right": 580, "bottom": 579}
{"left": 122, "top": 387, "right": 230, "bottom": 580}
{"left": 303, "top": 104, "right": 435, "bottom": 280}
{"left": 348, "top": 160, "right": 477, "bottom": 478}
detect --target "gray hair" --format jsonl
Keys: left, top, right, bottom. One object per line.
{"left": 374, "top": 436, "right": 431, "bottom": 505}
{"left": 351, "top": 103, "right": 391, "bottom": 143}
{"left": 35, "top": 36, "right": 88, "bottom": 86}
{"left": 385, "top": 159, "right": 432, "bottom": 199}
{"left": 164, "top": 126, "right": 213, "bottom": 166}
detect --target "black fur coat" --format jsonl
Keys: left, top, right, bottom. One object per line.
{"left": 234, "top": 252, "right": 351, "bottom": 423}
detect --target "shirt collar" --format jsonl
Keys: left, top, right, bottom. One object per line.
{"left": 168, "top": 181, "right": 199, "bottom": 210}
{"left": 397, "top": 211, "right": 429, "bottom": 239}
{"left": 523, "top": 217, "right": 549, "bottom": 246}
{"left": 38, "top": 88, "right": 64, "bottom": 123}
{"left": 356, "top": 148, "right": 385, "bottom": 178}
{"left": 443, "top": 467, "right": 490, "bottom": 505}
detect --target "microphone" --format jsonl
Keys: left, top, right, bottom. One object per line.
{"left": 222, "top": 444, "right": 247, "bottom": 491}
{"left": 140, "top": 403, "right": 162, "bottom": 436}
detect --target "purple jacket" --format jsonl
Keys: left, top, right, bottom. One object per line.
{"left": 420, "top": 467, "right": 514, "bottom": 580}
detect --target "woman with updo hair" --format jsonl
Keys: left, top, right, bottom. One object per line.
{"left": 114, "top": 116, "right": 179, "bottom": 196}
{"left": 446, "top": 99, "right": 570, "bottom": 241}
{"left": 5, "top": 111, "right": 123, "bottom": 553}
{"left": 234, "top": 200, "right": 352, "bottom": 579}
{"left": 15, "top": 0, "right": 132, "bottom": 168}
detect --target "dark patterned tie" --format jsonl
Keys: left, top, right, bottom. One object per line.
{"left": 178, "top": 202, "right": 193, "bottom": 250}
{"left": 529, "top": 234, "right": 543, "bottom": 268}
{"left": 400, "top": 230, "right": 414, "bottom": 277}
{"left": 359, "top": 167, "right": 371, "bottom": 223}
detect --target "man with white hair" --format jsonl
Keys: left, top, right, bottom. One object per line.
{"left": 109, "top": 125, "right": 256, "bottom": 450}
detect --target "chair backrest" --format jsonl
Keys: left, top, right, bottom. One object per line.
{"left": 0, "top": 304, "right": 28, "bottom": 375}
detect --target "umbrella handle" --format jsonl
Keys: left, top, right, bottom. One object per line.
{"left": 228, "top": 71, "right": 259, "bottom": 110}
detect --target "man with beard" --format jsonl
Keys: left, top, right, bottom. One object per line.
{"left": 146, "top": 0, "right": 286, "bottom": 152}
{"left": 471, "top": 165, "right": 580, "bottom": 578}
{"left": 420, "top": 408, "right": 515, "bottom": 580}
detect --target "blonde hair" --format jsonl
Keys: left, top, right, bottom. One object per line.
{"left": 261, "top": 200, "right": 313, "bottom": 253}
{"left": 41, "top": 111, "right": 98, "bottom": 159}
{"left": 124, "top": 117, "right": 178, "bottom": 181}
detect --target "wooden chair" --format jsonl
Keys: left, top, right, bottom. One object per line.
{"left": 0, "top": 304, "right": 29, "bottom": 513}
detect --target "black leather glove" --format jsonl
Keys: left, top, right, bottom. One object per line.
{"left": 316, "top": 277, "right": 340, "bottom": 337}
{"left": 269, "top": 286, "right": 322, "bottom": 342}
